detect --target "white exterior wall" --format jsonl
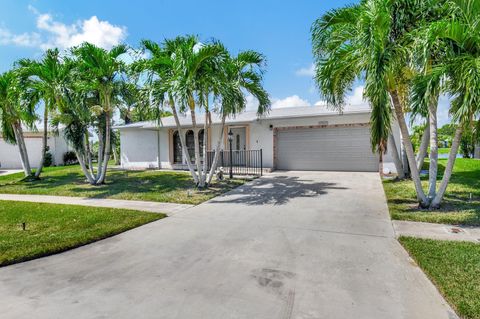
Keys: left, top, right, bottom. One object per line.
{"left": 118, "top": 112, "right": 402, "bottom": 174}
{"left": 0, "top": 134, "right": 70, "bottom": 169}
{"left": 120, "top": 128, "right": 161, "bottom": 169}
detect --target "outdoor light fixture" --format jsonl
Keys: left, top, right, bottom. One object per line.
{"left": 228, "top": 129, "right": 233, "bottom": 179}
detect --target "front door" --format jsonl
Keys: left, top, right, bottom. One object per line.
{"left": 229, "top": 127, "right": 247, "bottom": 165}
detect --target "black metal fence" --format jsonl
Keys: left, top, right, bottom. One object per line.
{"left": 206, "top": 149, "right": 263, "bottom": 177}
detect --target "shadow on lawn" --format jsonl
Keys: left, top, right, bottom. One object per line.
{"left": 209, "top": 175, "right": 348, "bottom": 206}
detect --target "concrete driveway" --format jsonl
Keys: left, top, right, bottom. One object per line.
{"left": 0, "top": 171, "right": 456, "bottom": 319}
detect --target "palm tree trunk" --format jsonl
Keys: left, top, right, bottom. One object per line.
{"left": 170, "top": 101, "right": 198, "bottom": 184}
{"left": 97, "top": 114, "right": 111, "bottom": 184}
{"left": 190, "top": 106, "right": 204, "bottom": 187}
{"left": 389, "top": 133, "right": 405, "bottom": 179}
{"left": 428, "top": 100, "right": 438, "bottom": 200}
{"left": 390, "top": 91, "right": 428, "bottom": 206}
{"left": 75, "top": 150, "right": 96, "bottom": 185}
{"left": 85, "top": 133, "right": 94, "bottom": 176}
{"left": 13, "top": 122, "right": 32, "bottom": 177}
{"left": 34, "top": 108, "right": 49, "bottom": 178}
{"left": 430, "top": 126, "right": 463, "bottom": 208}
{"left": 416, "top": 120, "right": 430, "bottom": 172}
{"left": 202, "top": 111, "right": 209, "bottom": 182}
{"left": 207, "top": 115, "right": 226, "bottom": 185}
{"left": 96, "top": 126, "right": 104, "bottom": 180}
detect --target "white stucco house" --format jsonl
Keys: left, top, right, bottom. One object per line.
{"left": 0, "top": 131, "right": 70, "bottom": 169}
{"left": 115, "top": 105, "right": 401, "bottom": 174}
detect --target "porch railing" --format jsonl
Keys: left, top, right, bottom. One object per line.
{"left": 206, "top": 149, "right": 263, "bottom": 177}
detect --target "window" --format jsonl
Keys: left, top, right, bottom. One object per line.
{"left": 198, "top": 129, "right": 205, "bottom": 153}
{"left": 236, "top": 134, "right": 240, "bottom": 151}
{"left": 186, "top": 130, "right": 195, "bottom": 161}
{"left": 173, "top": 131, "right": 182, "bottom": 163}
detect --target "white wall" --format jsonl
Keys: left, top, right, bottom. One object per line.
{"left": 120, "top": 128, "right": 161, "bottom": 169}
{"left": 0, "top": 134, "right": 70, "bottom": 169}
{"left": 118, "top": 112, "right": 402, "bottom": 174}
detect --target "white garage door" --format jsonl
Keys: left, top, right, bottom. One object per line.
{"left": 276, "top": 126, "right": 379, "bottom": 172}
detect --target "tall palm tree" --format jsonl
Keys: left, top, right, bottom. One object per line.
{"left": 311, "top": 0, "right": 442, "bottom": 207}
{"left": 0, "top": 70, "right": 38, "bottom": 177}
{"left": 412, "top": 0, "right": 480, "bottom": 207}
{"left": 139, "top": 36, "right": 226, "bottom": 187}
{"left": 206, "top": 50, "right": 270, "bottom": 184}
{"left": 71, "top": 42, "right": 127, "bottom": 185}
{"left": 18, "top": 48, "right": 70, "bottom": 178}
{"left": 51, "top": 84, "right": 96, "bottom": 183}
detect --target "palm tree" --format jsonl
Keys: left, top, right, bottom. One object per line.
{"left": 0, "top": 70, "right": 38, "bottom": 177}
{"left": 18, "top": 48, "right": 70, "bottom": 178}
{"left": 51, "top": 85, "right": 97, "bottom": 184}
{"left": 311, "top": 0, "right": 443, "bottom": 207}
{"left": 413, "top": 0, "right": 480, "bottom": 207}
{"left": 71, "top": 42, "right": 127, "bottom": 185}
{"left": 205, "top": 50, "right": 270, "bottom": 184}
{"left": 139, "top": 36, "right": 226, "bottom": 187}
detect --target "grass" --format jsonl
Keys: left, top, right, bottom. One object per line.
{"left": 383, "top": 158, "right": 480, "bottom": 226}
{"left": 0, "top": 200, "right": 164, "bottom": 267}
{"left": 0, "top": 165, "right": 245, "bottom": 205}
{"left": 438, "top": 147, "right": 451, "bottom": 155}
{"left": 400, "top": 237, "right": 480, "bottom": 319}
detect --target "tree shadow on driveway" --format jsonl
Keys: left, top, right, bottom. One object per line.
{"left": 209, "top": 175, "right": 348, "bottom": 206}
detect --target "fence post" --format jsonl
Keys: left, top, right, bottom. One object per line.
{"left": 260, "top": 149, "right": 263, "bottom": 176}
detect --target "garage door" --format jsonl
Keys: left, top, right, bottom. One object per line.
{"left": 276, "top": 126, "right": 379, "bottom": 171}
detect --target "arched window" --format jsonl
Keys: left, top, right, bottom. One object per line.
{"left": 173, "top": 131, "right": 182, "bottom": 163}
{"left": 186, "top": 130, "right": 195, "bottom": 161}
{"left": 198, "top": 129, "right": 205, "bottom": 153}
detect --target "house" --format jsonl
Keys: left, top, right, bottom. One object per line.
{"left": 115, "top": 105, "right": 401, "bottom": 173}
{"left": 0, "top": 131, "right": 70, "bottom": 169}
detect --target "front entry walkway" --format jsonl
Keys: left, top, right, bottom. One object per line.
{"left": 0, "top": 171, "right": 456, "bottom": 318}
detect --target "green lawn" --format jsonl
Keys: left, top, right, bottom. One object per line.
{"left": 438, "top": 147, "right": 451, "bottom": 155}
{"left": 383, "top": 158, "right": 480, "bottom": 225}
{"left": 0, "top": 200, "right": 164, "bottom": 267}
{"left": 0, "top": 165, "right": 244, "bottom": 205}
{"left": 400, "top": 237, "right": 480, "bottom": 319}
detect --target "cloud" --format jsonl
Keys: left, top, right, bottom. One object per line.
{"left": 0, "top": 6, "right": 127, "bottom": 50}
{"left": 0, "top": 28, "right": 42, "bottom": 47}
{"left": 314, "top": 85, "right": 366, "bottom": 106}
{"left": 437, "top": 95, "right": 452, "bottom": 127}
{"left": 314, "top": 100, "right": 327, "bottom": 106}
{"left": 295, "top": 63, "right": 315, "bottom": 77}
{"left": 345, "top": 86, "right": 366, "bottom": 105}
{"left": 245, "top": 94, "right": 260, "bottom": 112}
{"left": 272, "top": 95, "right": 311, "bottom": 108}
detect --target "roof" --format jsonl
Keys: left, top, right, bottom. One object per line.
{"left": 113, "top": 104, "right": 371, "bottom": 130}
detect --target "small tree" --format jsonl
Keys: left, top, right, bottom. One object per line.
{"left": 0, "top": 70, "right": 38, "bottom": 177}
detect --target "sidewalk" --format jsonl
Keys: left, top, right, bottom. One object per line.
{"left": 393, "top": 220, "right": 480, "bottom": 243}
{"left": 0, "top": 194, "right": 193, "bottom": 216}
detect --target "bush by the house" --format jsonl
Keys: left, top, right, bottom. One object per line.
{"left": 63, "top": 151, "right": 78, "bottom": 165}
{"left": 44, "top": 151, "right": 53, "bottom": 167}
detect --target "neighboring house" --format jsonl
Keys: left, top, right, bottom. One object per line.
{"left": 115, "top": 105, "right": 402, "bottom": 174}
{"left": 0, "top": 131, "right": 70, "bottom": 169}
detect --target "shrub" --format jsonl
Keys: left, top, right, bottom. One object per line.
{"left": 44, "top": 151, "right": 53, "bottom": 167}
{"left": 63, "top": 151, "right": 78, "bottom": 165}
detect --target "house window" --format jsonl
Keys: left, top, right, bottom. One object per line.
{"left": 198, "top": 129, "right": 205, "bottom": 153}
{"left": 173, "top": 131, "right": 182, "bottom": 163}
{"left": 236, "top": 134, "right": 240, "bottom": 151}
{"left": 172, "top": 129, "right": 206, "bottom": 164}
{"left": 186, "top": 130, "right": 195, "bottom": 161}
